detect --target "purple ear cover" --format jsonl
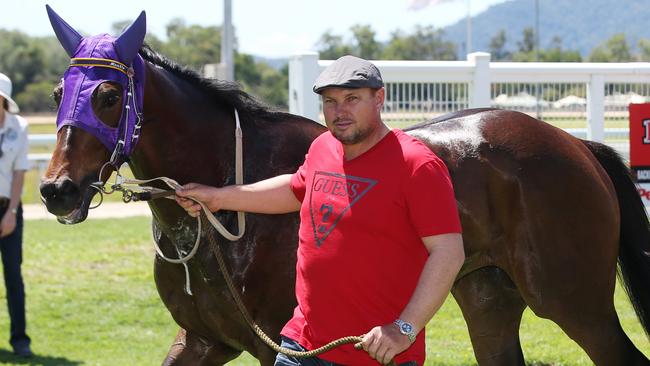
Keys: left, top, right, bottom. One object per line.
{"left": 46, "top": 4, "right": 83, "bottom": 57}
{"left": 114, "top": 11, "right": 147, "bottom": 64}
{"left": 47, "top": 5, "right": 147, "bottom": 158}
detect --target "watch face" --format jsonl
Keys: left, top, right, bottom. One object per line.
{"left": 400, "top": 322, "right": 413, "bottom": 334}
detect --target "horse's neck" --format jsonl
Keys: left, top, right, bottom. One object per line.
{"left": 129, "top": 64, "right": 236, "bottom": 185}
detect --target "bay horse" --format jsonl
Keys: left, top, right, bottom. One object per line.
{"left": 39, "top": 7, "right": 650, "bottom": 366}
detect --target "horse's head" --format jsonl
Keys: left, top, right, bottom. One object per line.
{"left": 40, "top": 5, "right": 146, "bottom": 224}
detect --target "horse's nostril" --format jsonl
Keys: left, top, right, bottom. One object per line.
{"left": 39, "top": 178, "right": 79, "bottom": 203}
{"left": 39, "top": 182, "right": 56, "bottom": 201}
{"left": 59, "top": 179, "right": 77, "bottom": 195}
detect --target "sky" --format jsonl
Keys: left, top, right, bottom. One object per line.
{"left": 3, "top": 0, "right": 509, "bottom": 58}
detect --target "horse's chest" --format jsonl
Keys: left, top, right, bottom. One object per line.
{"left": 153, "top": 251, "right": 250, "bottom": 348}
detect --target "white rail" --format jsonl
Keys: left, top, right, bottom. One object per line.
{"left": 289, "top": 52, "right": 650, "bottom": 155}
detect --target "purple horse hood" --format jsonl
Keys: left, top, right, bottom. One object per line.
{"left": 56, "top": 33, "right": 146, "bottom": 160}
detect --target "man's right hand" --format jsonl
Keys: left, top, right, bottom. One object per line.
{"left": 175, "top": 183, "right": 220, "bottom": 217}
{"left": 174, "top": 175, "right": 300, "bottom": 216}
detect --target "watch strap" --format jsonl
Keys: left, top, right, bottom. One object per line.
{"left": 393, "top": 319, "right": 416, "bottom": 343}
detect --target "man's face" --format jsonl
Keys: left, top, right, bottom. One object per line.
{"left": 321, "top": 87, "right": 384, "bottom": 145}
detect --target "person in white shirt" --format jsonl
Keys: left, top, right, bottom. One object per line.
{"left": 0, "top": 72, "right": 31, "bottom": 358}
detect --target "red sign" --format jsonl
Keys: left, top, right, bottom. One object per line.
{"left": 629, "top": 103, "right": 650, "bottom": 169}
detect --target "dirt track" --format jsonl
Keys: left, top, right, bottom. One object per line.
{"left": 23, "top": 201, "right": 151, "bottom": 220}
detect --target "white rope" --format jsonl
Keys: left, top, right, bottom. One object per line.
{"left": 116, "top": 108, "right": 246, "bottom": 295}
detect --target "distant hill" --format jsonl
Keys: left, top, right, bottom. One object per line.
{"left": 442, "top": 0, "right": 650, "bottom": 58}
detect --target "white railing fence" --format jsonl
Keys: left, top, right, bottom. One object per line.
{"left": 289, "top": 52, "right": 650, "bottom": 158}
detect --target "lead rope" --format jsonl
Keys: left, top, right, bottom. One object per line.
{"left": 103, "top": 108, "right": 245, "bottom": 294}
{"left": 203, "top": 216, "right": 390, "bottom": 362}
{"left": 98, "top": 108, "right": 395, "bottom": 364}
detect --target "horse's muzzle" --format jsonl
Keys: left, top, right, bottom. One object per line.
{"left": 39, "top": 177, "right": 81, "bottom": 216}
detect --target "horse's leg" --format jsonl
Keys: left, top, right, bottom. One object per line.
{"left": 452, "top": 266, "right": 526, "bottom": 366}
{"left": 161, "top": 328, "right": 242, "bottom": 366}
{"left": 535, "top": 297, "right": 649, "bottom": 365}
{"left": 514, "top": 235, "right": 649, "bottom": 364}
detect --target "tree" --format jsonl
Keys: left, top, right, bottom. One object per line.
{"left": 315, "top": 30, "right": 352, "bottom": 60}
{"left": 15, "top": 81, "right": 58, "bottom": 112}
{"left": 234, "top": 53, "right": 288, "bottom": 109}
{"left": 255, "top": 63, "right": 288, "bottom": 109}
{"left": 34, "top": 36, "right": 70, "bottom": 80}
{"left": 159, "top": 18, "right": 224, "bottom": 71}
{"left": 350, "top": 24, "right": 382, "bottom": 60}
{"left": 517, "top": 27, "right": 535, "bottom": 54}
{"left": 540, "top": 36, "right": 582, "bottom": 62}
{"left": 383, "top": 26, "right": 456, "bottom": 60}
{"left": 589, "top": 33, "right": 633, "bottom": 62}
{"left": 0, "top": 30, "right": 45, "bottom": 95}
{"left": 639, "top": 38, "right": 650, "bottom": 61}
{"left": 489, "top": 29, "right": 511, "bottom": 61}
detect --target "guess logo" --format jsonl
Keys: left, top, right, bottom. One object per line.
{"left": 309, "top": 171, "right": 377, "bottom": 247}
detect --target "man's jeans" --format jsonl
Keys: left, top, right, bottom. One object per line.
{"left": 274, "top": 336, "right": 418, "bottom": 366}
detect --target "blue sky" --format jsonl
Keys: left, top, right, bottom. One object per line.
{"left": 3, "top": 0, "right": 508, "bottom": 58}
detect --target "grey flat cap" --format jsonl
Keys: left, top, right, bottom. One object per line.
{"left": 313, "top": 55, "right": 384, "bottom": 94}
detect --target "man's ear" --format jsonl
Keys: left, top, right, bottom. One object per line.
{"left": 375, "top": 87, "right": 385, "bottom": 112}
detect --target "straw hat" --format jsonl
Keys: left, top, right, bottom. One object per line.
{"left": 0, "top": 73, "right": 19, "bottom": 113}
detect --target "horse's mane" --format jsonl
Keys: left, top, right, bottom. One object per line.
{"left": 138, "top": 44, "right": 283, "bottom": 121}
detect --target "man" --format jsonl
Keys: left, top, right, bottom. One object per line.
{"left": 0, "top": 72, "right": 31, "bottom": 358}
{"left": 175, "top": 55, "right": 464, "bottom": 366}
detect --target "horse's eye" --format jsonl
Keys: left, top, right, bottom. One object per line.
{"left": 102, "top": 92, "right": 120, "bottom": 108}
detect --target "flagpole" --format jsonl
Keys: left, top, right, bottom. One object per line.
{"left": 466, "top": 0, "right": 472, "bottom": 55}
{"left": 221, "top": 0, "right": 234, "bottom": 81}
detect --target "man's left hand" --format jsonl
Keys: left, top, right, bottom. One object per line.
{"left": 360, "top": 323, "right": 412, "bottom": 365}
{"left": 0, "top": 211, "right": 16, "bottom": 238}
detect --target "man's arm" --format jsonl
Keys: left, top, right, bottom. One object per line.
{"left": 175, "top": 174, "right": 301, "bottom": 216}
{"left": 361, "top": 233, "right": 464, "bottom": 365}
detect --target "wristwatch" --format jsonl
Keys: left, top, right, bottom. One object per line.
{"left": 394, "top": 319, "right": 416, "bottom": 343}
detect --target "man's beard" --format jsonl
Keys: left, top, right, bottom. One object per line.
{"left": 333, "top": 129, "right": 366, "bottom": 145}
{"left": 331, "top": 120, "right": 372, "bottom": 145}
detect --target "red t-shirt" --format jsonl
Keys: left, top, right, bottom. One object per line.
{"left": 283, "top": 129, "right": 461, "bottom": 366}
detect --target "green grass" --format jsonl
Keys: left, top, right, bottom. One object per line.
{"left": 27, "top": 123, "right": 56, "bottom": 135}
{"left": 0, "top": 218, "right": 642, "bottom": 365}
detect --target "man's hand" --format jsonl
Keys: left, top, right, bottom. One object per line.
{"left": 175, "top": 183, "right": 220, "bottom": 217}
{"left": 360, "top": 323, "right": 413, "bottom": 365}
{"left": 0, "top": 211, "right": 17, "bottom": 238}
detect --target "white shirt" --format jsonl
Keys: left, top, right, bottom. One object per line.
{"left": 0, "top": 113, "right": 29, "bottom": 198}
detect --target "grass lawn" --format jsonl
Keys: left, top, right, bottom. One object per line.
{"left": 0, "top": 218, "right": 642, "bottom": 365}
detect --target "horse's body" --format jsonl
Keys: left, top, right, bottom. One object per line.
{"left": 39, "top": 9, "right": 650, "bottom": 365}
{"left": 129, "top": 50, "right": 324, "bottom": 365}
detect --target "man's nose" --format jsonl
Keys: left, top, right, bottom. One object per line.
{"left": 334, "top": 103, "right": 348, "bottom": 118}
